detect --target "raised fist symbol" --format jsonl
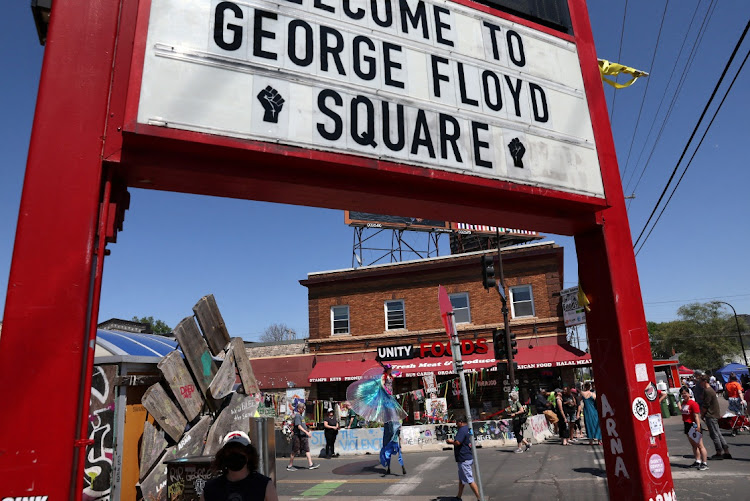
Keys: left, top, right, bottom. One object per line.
{"left": 508, "top": 137, "right": 526, "bottom": 168}
{"left": 257, "top": 85, "right": 285, "bottom": 123}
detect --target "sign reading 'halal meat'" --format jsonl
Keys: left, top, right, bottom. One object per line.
{"left": 137, "top": 0, "right": 604, "bottom": 198}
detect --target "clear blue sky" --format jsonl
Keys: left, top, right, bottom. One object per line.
{"left": 1, "top": 1, "right": 748, "bottom": 340}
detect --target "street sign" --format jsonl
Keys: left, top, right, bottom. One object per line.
{"left": 438, "top": 285, "right": 455, "bottom": 337}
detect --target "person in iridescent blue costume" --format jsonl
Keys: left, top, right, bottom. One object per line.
{"left": 346, "top": 363, "right": 407, "bottom": 475}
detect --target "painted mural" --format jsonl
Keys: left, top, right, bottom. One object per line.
{"left": 83, "top": 364, "right": 117, "bottom": 501}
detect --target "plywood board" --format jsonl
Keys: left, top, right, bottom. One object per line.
{"left": 193, "top": 294, "right": 231, "bottom": 355}
{"left": 172, "top": 316, "right": 218, "bottom": 406}
{"left": 208, "top": 349, "right": 236, "bottom": 400}
{"left": 139, "top": 445, "right": 171, "bottom": 501}
{"left": 142, "top": 383, "right": 187, "bottom": 443}
{"left": 164, "top": 415, "right": 212, "bottom": 460}
{"left": 203, "top": 393, "right": 259, "bottom": 456}
{"left": 139, "top": 420, "right": 167, "bottom": 482}
{"left": 158, "top": 350, "right": 204, "bottom": 422}
{"left": 230, "top": 337, "right": 260, "bottom": 395}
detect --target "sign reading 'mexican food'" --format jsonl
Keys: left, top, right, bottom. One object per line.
{"left": 138, "top": 0, "right": 604, "bottom": 197}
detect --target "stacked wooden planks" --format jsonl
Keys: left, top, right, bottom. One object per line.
{"left": 138, "top": 294, "right": 263, "bottom": 500}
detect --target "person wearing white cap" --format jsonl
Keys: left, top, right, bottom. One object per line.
{"left": 201, "top": 430, "right": 278, "bottom": 501}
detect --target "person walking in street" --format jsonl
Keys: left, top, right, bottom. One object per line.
{"left": 446, "top": 415, "right": 481, "bottom": 501}
{"left": 698, "top": 375, "right": 731, "bottom": 460}
{"left": 323, "top": 408, "right": 340, "bottom": 459}
{"left": 507, "top": 391, "right": 531, "bottom": 453}
{"left": 725, "top": 373, "right": 746, "bottom": 415}
{"left": 536, "top": 388, "right": 558, "bottom": 433}
{"left": 287, "top": 404, "right": 320, "bottom": 471}
{"left": 555, "top": 389, "right": 570, "bottom": 446}
{"left": 679, "top": 388, "right": 709, "bottom": 470}
{"left": 692, "top": 371, "right": 705, "bottom": 408}
{"left": 562, "top": 387, "right": 578, "bottom": 443}
{"left": 201, "top": 430, "right": 279, "bottom": 501}
{"left": 579, "top": 382, "right": 602, "bottom": 445}
{"left": 342, "top": 401, "right": 359, "bottom": 429}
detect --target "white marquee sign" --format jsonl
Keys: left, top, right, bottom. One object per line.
{"left": 138, "top": 0, "right": 604, "bottom": 197}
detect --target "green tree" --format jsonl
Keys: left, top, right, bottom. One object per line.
{"left": 132, "top": 316, "right": 172, "bottom": 335}
{"left": 648, "top": 302, "right": 745, "bottom": 370}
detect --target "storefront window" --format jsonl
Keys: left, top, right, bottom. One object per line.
{"left": 331, "top": 305, "right": 349, "bottom": 335}
{"left": 510, "top": 285, "right": 535, "bottom": 317}
{"left": 449, "top": 292, "right": 471, "bottom": 324}
{"left": 385, "top": 300, "right": 405, "bottom": 330}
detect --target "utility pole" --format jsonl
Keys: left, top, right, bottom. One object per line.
{"left": 717, "top": 301, "right": 749, "bottom": 367}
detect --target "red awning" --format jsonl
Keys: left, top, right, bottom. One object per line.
{"left": 389, "top": 353, "right": 499, "bottom": 377}
{"left": 252, "top": 355, "right": 315, "bottom": 389}
{"left": 306, "top": 344, "right": 591, "bottom": 383}
{"left": 678, "top": 365, "right": 693, "bottom": 375}
{"left": 514, "top": 343, "right": 591, "bottom": 369}
{"left": 308, "top": 358, "right": 381, "bottom": 383}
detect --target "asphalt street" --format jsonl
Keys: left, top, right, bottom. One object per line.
{"left": 274, "top": 412, "right": 750, "bottom": 500}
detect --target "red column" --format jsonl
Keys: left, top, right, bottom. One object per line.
{"left": 0, "top": 0, "right": 119, "bottom": 498}
{"left": 569, "top": 0, "right": 676, "bottom": 498}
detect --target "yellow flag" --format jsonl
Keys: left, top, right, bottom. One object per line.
{"left": 578, "top": 282, "right": 591, "bottom": 312}
{"left": 598, "top": 59, "right": 649, "bottom": 89}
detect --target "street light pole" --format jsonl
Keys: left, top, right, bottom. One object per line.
{"left": 717, "top": 301, "right": 749, "bottom": 367}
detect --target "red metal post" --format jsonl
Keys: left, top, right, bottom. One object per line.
{"left": 569, "top": 1, "right": 675, "bottom": 499}
{"left": 0, "top": 0, "right": 120, "bottom": 498}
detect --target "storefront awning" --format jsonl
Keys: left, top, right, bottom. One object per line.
{"left": 306, "top": 343, "right": 591, "bottom": 383}
{"left": 514, "top": 344, "right": 591, "bottom": 369}
{"left": 253, "top": 355, "right": 315, "bottom": 389}
{"left": 389, "top": 353, "right": 499, "bottom": 377}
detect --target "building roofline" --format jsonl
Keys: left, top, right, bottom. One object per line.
{"left": 306, "top": 240, "right": 557, "bottom": 278}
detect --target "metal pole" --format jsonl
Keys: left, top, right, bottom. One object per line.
{"left": 448, "top": 312, "right": 486, "bottom": 501}
{"left": 717, "top": 301, "right": 749, "bottom": 367}
{"left": 494, "top": 241, "right": 515, "bottom": 386}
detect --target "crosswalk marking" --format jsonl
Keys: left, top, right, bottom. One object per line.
{"left": 382, "top": 456, "right": 448, "bottom": 496}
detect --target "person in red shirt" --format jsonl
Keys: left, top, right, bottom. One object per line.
{"left": 681, "top": 388, "right": 708, "bottom": 470}
{"left": 725, "top": 373, "right": 746, "bottom": 415}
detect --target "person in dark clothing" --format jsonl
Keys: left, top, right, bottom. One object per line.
{"left": 562, "top": 388, "right": 578, "bottom": 443}
{"left": 323, "top": 409, "right": 340, "bottom": 458}
{"left": 201, "top": 430, "right": 278, "bottom": 501}
{"left": 699, "top": 376, "right": 731, "bottom": 460}
{"left": 555, "top": 388, "right": 570, "bottom": 445}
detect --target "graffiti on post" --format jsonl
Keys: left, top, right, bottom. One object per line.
{"left": 83, "top": 365, "right": 117, "bottom": 501}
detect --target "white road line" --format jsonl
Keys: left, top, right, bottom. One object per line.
{"left": 382, "top": 456, "right": 448, "bottom": 496}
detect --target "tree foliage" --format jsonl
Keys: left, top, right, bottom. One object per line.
{"left": 132, "top": 316, "right": 172, "bottom": 335}
{"left": 648, "top": 302, "right": 746, "bottom": 370}
{"left": 260, "top": 323, "right": 297, "bottom": 342}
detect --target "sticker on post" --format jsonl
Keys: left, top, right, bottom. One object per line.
{"left": 632, "top": 397, "right": 649, "bottom": 421}
{"left": 648, "top": 453, "right": 665, "bottom": 479}
{"left": 644, "top": 382, "right": 657, "bottom": 401}
{"left": 635, "top": 363, "right": 648, "bottom": 382}
{"left": 648, "top": 414, "right": 664, "bottom": 436}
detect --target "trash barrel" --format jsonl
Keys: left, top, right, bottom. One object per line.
{"left": 165, "top": 456, "right": 217, "bottom": 501}
{"left": 668, "top": 393, "right": 679, "bottom": 416}
{"left": 660, "top": 396, "right": 670, "bottom": 418}
{"left": 248, "top": 417, "right": 277, "bottom": 484}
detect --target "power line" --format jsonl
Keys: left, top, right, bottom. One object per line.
{"left": 609, "top": 0, "right": 630, "bottom": 124}
{"left": 632, "top": 20, "right": 750, "bottom": 249}
{"left": 645, "top": 293, "right": 750, "bottom": 305}
{"left": 619, "top": 0, "right": 671, "bottom": 183}
{"left": 625, "top": 0, "right": 719, "bottom": 200}
{"left": 635, "top": 45, "right": 750, "bottom": 255}
{"left": 621, "top": 0, "right": 706, "bottom": 192}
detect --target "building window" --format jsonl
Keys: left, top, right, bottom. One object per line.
{"left": 510, "top": 285, "right": 535, "bottom": 318}
{"left": 385, "top": 300, "right": 406, "bottom": 330}
{"left": 331, "top": 306, "right": 350, "bottom": 335}
{"left": 449, "top": 293, "right": 471, "bottom": 324}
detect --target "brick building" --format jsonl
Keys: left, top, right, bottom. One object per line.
{"left": 299, "top": 241, "right": 590, "bottom": 422}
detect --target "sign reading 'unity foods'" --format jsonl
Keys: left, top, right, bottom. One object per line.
{"left": 138, "top": 0, "right": 604, "bottom": 197}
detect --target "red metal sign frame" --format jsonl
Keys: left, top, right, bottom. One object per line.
{"left": 0, "top": 0, "right": 673, "bottom": 499}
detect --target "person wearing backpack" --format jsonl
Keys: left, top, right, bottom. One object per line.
{"left": 507, "top": 391, "right": 531, "bottom": 453}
